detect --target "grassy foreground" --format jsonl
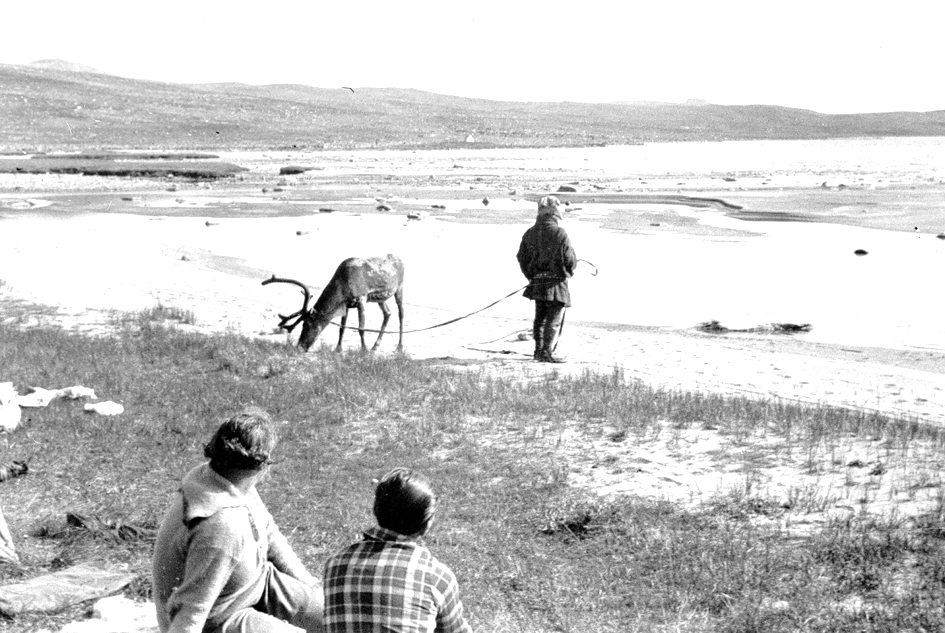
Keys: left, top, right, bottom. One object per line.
{"left": 2, "top": 313, "right": 945, "bottom": 632}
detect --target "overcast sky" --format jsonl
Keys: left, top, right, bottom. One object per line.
{"left": 1, "top": 0, "right": 939, "bottom": 114}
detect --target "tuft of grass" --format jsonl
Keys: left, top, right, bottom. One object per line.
{"left": 138, "top": 302, "right": 197, "bottom": 325}
{"left": 109, "top": 302, "right": 197, "bottom": 327}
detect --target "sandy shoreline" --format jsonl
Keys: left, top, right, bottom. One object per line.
{"left": 2, "top": 141, "right": 945, "bottom": 432}
{"left": 1, "top": 190, "right": 943, "bottom": 427}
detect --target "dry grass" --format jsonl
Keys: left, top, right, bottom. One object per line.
{"left": 1, "top": 315, "right": 945, "bottom": 632}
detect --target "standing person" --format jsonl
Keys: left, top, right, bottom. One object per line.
{"left": 322, "top": 468, "right": 473, "bottom": 633}
{"left": 153, "top": 406, "right": 324, "bottom": 633}
{"left": 516, "top": 195, "right": 578, "bottom": 363}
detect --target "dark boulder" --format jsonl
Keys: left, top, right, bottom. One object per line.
{"left": 279, "top": 165, "right": 310, "bottom": 175}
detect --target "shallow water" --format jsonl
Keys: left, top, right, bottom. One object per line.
{"left": 3, "top": 137, "right": 944, "bottom": 355}
{"left": 236, "top": 136, "right": 945, "bottom": 185}
{"left": 232, "top": 137, "right": 945, "bottom": 354}
{"left": 171, "top": 201, "right": 943, "bottom": 355}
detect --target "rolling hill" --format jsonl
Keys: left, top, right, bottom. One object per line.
{"left": 2, "top": 61, "right": 944, "bottom": 152}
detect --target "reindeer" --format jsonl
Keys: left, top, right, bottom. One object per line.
{"left": 262, "top": 254, "right": 404, "bottom": 352}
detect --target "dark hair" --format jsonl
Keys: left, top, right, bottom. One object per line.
{"left": 373, "top": 468, "right": 437, "bottom": 536}
{"left": 204, "top": 406, "right": 277, "bottom": 472}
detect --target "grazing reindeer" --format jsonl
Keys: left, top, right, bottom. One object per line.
{"left": 262, "top": 254, "right": 404, "bottom": 352}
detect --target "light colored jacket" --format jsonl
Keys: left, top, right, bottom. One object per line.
{"left": 152, "top": 463, "right": 315, "bottom": 633}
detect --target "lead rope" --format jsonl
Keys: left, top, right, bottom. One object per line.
{"left": 318, "top": 259, "right": 597, "bottom": 336}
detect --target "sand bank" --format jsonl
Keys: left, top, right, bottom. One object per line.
{"left": 1, "top": 195, "right": 942, "bottom": 426}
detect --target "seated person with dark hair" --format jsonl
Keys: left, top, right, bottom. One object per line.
{"left": 322, "top": 468, "right": 473, "bottom": 633}
{"left": 152, "top": 406, "right": 324, "bottom": 633}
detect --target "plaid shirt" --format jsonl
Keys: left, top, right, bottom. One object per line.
{"left": 323, "top": 526, "right": 473, "bottom": 633}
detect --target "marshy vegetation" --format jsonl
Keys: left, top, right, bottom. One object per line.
{"left": 0, "top": 153, "right": 247, "bottom": 179}
{"left": 1, "top": 309, "right": 945, "bottom": 632}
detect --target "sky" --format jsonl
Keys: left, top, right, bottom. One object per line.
{"left": 1, "top": 0, "right": 940, "bottom": 114}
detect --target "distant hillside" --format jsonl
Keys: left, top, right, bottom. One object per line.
{"left": 2, "top": 62, "right": 944, "bottom": 152}
{"left": 26, "top": 59, "right": 104, "bottom": 74}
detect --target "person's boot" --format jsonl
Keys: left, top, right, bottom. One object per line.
{"left": 540, "top": 350, "right": 567, "bottom": 363}
{"left": 540, "top": 322, "right": 566, "bottom": 363}
{"left": 532, "top": 325, "right": 544, "bottom": 361}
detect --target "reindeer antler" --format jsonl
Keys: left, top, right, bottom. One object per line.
{"left": 262, "top": 276, "right": 312, "bottom": 332}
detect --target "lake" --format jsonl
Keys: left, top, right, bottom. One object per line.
{"left": 226, "top": 137, "right": 945, "bottom": 354}
{"left": 2, "top": 136, "right": 943, "bottom": 356}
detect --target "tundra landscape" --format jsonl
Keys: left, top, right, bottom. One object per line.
{"left": 1, "top": 61, "right": 945, "bottom": 632}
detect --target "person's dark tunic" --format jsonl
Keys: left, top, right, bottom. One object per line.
{"left": 516, "top": 214, "right": 577, "bottom": 306}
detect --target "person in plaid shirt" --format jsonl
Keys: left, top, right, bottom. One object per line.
{"left": 322, "top": 468, "right": 473, "bottom": 633}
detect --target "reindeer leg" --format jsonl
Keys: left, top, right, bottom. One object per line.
{"left": 372, "top": 301, "right": 391, "bottom": 352}
{"left": 355, "top": 298, "right": 368, "bottom": 351}
{"left": 336, "top": 308, "right": 348, "bottom": 352}
{"left": 395, "top": 288, "right": 404, "bottom": 352}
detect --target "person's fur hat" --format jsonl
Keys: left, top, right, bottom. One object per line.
{"left": 538, "top": 195, "right": 561, "bottom": 216}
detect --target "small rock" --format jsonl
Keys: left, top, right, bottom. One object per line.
{"left": 854, "top": 249, "right": 868, "bottom": 256}
{"left": 84, "top": 401, "right": 124, "bottom": 416}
